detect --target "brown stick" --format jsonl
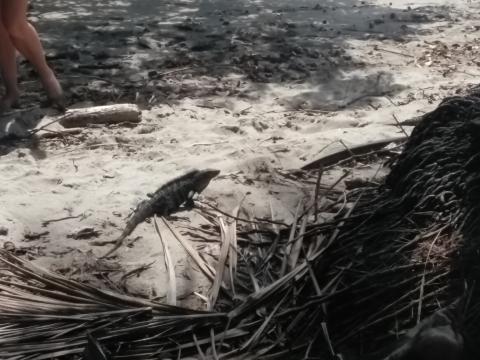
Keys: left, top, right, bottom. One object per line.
{"left": 301, "top": 136, "right": 407, "bottom": 170}
{"left": 392, "top": 113, "right": 410, "bottom": 138}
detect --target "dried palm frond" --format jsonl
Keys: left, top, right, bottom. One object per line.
{"left": 154, "top": 216, "right": 176, "bottom": 306}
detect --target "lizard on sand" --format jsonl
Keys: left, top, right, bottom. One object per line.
{"left": 92, "top": 168, "right": 220, "bottom": 258}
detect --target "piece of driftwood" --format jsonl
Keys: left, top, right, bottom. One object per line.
{"left": 302, "top": 136, "right": 407, "bottom": 170}
{"left": 59, "top": 104, "right": 141, "bottom": 128}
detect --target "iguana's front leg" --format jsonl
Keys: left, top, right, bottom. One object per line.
{"left": 184, "top": 190, "right": 196, "bottom": 209}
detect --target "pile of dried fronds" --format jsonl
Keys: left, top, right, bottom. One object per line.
{"left": 321, "top": 91, "right": 480, "bottom": 358}
{"left": 2, "top": 91, "right": 480, "bottom": 359}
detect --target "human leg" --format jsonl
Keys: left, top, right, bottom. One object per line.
{"left": 2, "top": 0, "right": 63, "bottom": 104}
{"left": 0, "top": 1, "right": 19, "bottom": 110}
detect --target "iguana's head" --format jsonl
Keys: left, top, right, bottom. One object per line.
{"left": 193, "top": 168, "right": 220, "bottom": 192}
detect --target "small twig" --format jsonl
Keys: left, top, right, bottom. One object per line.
{"left": 236, "top": 105, "right": 252, "bottom": 115}
{"left": 392, "top": 113, "right": 410, "bottom": 138}
{"left": 313, "top": 168, "right": 324, "bottom": 223}
{"left": 375, "top": 46, "right": 415, "bottom": 58}
{"left": 338, "top": 140, "right": 356, "bottom": 158}
{"left": 158, "top": 66, "right": 193, "bottom": 77}
{"left": 42, "top": 214, "right": 84, "bottom": 227}
{"left": 28, "top": 114, "right": 72, "bottom": 137}
{"left": 51, "top": 143, "right": 141, "bottom": 157}
{"left": 198, "top": 202, "right": 288, "bottom": 227}
{"left": 385, "top": 95, "right": 398, "bottom": 107}
{"left": 62, "top": 74, "right": 118, "bottom": 85}
{"left": 120, "top": 261, "right": 155, "bottom": 285}
{"left": 191, "top": 141, "right": 228, "bottom": 147}
{"left": 196, "top": 104, "right": 221, "bottom": 109}
{"left": 261, "top": 109, "right": 331, "bottom": 115}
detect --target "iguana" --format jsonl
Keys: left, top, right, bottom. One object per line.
{"left": 92, "top": 168, "right": 220, "bottom": 258}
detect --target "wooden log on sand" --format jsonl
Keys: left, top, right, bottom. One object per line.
{"left": 59, "top": 104, "right": 141, "bottom": 128}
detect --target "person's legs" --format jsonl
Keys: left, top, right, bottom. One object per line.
{"left": 0, "top": 1, "right": 19, "bottom": 109}
{"left": 2, "top": 0, "right": 63, "bottom": 103}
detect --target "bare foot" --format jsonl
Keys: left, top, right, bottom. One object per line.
{"left": 0, "top": 91, "right": 20, "bottom": 113}
{"left": 41, "top": 70, "right": 65, "bottom": 110}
